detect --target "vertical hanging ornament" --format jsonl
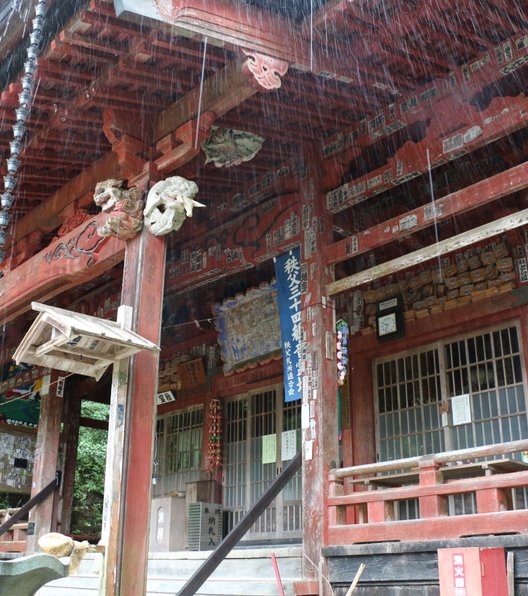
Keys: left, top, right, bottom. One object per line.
{"left": 0, "top": 0, "right": 48, "bottom": 262}
{"left": 208, "top": 398, "right": 222, "bottom": 469}
{"left": 336, "top": 319, "right": 349, "bottom": 386}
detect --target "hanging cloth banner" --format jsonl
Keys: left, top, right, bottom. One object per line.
{"left": 274, "top": 247, "right": 302, "bottom": 403}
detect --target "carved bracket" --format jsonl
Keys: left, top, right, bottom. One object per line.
{"left": 144, "top": 176, "right": 203, "bottom": 236}
{"left": 241, "top": 50, "right": 289, "bottom": 91}
{"left": 103, "top": 109, "right": 150, "bottom": 176}
{"left": 155, "top": 112, "right": 215, "bottom": 173}
{"left": 93, "top": 179, "right": 145, "bottom": 240}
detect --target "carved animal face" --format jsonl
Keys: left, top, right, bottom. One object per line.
{"left": 93, "top": 179, "right": 126, "bottom": 213}
{"left": 144, "top": 176, "right": 204, "bottom": 236}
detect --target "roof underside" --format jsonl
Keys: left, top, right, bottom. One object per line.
{"left": 0, "top": 0, "right": 526, "bottom": 313}
{"left": 0, "top": 0, "right": 524, "bottom": 213}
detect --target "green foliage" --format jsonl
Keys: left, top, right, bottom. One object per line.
{"left": 71, "top": 401, "right": 108, "bottom": 536}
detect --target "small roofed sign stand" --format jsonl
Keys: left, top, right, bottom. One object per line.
{"left": 13, "top": 302, "right": 160, "bottom": 380}
{"left": 12, "top": 301, "right": 160, "bottom": 591}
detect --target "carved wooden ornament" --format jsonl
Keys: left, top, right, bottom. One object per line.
{"left": 93, "top": 179, "right": 145, "bottom": 240}
{"left": 144, "top": 176, "right": 203, "bottom": 236}
{"left": 242, "top": 50, "right": 289, "bottom": 91}
{"left": 202, "top": 126, "right": 265, "bottom": 168}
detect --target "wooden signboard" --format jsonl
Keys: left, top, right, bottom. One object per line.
{"left": 213, "top": 283, "right": 281, "bottom": 373}
{"left": 166, "top": 194, "right": 300, "bottom": 294}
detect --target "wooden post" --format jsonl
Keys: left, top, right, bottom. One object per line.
{"left": 101, "top": 226, "right": 167, "bottom": 596}
{"left": 418, "top": 458, "right": 447, "bottom": 518}
{"left": 26, "top": 371, "right": 62, "bottom": 553}
{"left": 298, "top": 146, "right": 339, "bottom": 593}
{"left": 57, "top": 385, "right": 81, "bottom": 536}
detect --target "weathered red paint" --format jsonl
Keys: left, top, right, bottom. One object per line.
{"left": 114, "top": 228, "right": 166, "bottom": 596}
{"left": 297, "top": 148, "right": 339, "bottom": 593}
{"left": 0, "top": 213, "right": 125, "bottom": 324}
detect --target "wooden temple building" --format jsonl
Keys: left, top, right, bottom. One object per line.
{"left": 1, "top": 0, "right": 528, "bottom": 593}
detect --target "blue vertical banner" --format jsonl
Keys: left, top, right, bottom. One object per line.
{"left": 274, "top": 247, "right": 302, "bottom": 402}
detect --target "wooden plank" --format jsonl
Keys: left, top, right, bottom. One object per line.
{"left": 100, "top": 305, "right": 133, "bottom": 595}
{"left": 25, "top": 373, "right": 62, "bottom": 554}
{"left": 298, "top": 148, "right": 339, "bottom": 581}
{"left": 111, "top": 228, "right": 167, "bottom": 596}
{"left": 327, "top": 208, "right": 528, "bottom": 296}
{"left": 327, "top": 510, "right": 528, "bottom": 545}
{"left": 326, "top": 160, "right": 528, "bottom": 266}
{"left": 328, "top": 471, "right": 528, "bottom": 507}
{"left": 57, "top": 391, "right": 81, "bottom": 536}
{"left": 333, "top": 440, "right": 528, "bottom": 480}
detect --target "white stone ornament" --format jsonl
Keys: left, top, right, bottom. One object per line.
{"left": 144, "top": 176, "right": 204, "bottom": 236}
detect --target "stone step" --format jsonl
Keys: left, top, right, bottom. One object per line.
{"left": 35, "top": 548, "right": 303, "bottom": 595}
{"left": 148, "top": 548, "right": 302, "bottom": 579}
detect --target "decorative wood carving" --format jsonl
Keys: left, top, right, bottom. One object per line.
{"left": 242, "top": 50, "right": 288, "bottom": 91}
{"left": 93, "top": 179, "right": 145, "bottom": 240}
{"left": 55, "top": 209, "right": 93, "bottom": 238}
{"left": 202, "top": 126, "right": 265, "bottom": 167}
{"left": 144, "top": 176, "right": 203, "bottom": 236}
{"left": 0, "top": 213, "right": 125, "bottom": 325}
{"left": 166, "top": 193, "right": 301, "bottom": 294}
{"left": 44, "top": 220, "right": 106, "bottom": 267}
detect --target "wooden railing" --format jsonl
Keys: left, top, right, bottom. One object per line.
{"left": 327, "top": 439, "right": 528, "bottom": 545}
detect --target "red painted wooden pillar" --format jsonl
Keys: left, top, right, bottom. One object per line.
{"left": 298, "top": 147, "right": 339, "bottom": 590}
{"left": 26, "top": 371, "right": 62, "bottom": 553}
{"left": 107, "top": 225, "right": 166, "bottom": 595}
{"left": 350, "top": 355, "right": 375, "bottom": 467}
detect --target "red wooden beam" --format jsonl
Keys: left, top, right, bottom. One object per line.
{"left": 325, "top": 160, "right": 528, "bottom": 266}
{"left": 325, "top": 91, "right": 528, "bottom": 211}
{"left": 321, "top": 30, "right": 528, "bottom": 169}
{"left": 327, "top": 510, "right": 528, "bottom": 545}
{"left": 0, "top": 214, "right": 125, "bottom": 323}
{"left": 165, "top": 193, "right": 301, "bottom": 294}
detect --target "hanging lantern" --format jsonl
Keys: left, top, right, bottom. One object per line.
{"left": 336, "top": 319, "right": 349, "bottom": 386}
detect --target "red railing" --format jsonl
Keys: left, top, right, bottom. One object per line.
{"left": 327, "top": 439, "right": 528, "bottom": 546}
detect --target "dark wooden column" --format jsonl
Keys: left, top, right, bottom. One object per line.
{"left": 26, "top": 371, "right": 62, "bottom": 553}
{"left": 298, "top": 147, "right": 339, "bottom": 591}
{"left": 57, "top": 386, "right": 81, "bottom": 536}
{"left": 104, "top": 225, "right": 166, "bottom": 595}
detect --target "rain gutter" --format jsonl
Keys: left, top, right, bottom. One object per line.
{"left": 0, "top": 0, "right": 87, "bottom": 94}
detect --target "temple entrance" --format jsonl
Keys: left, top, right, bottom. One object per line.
{"left": 223, "top": 385, "right": 302, "bottom": 541}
